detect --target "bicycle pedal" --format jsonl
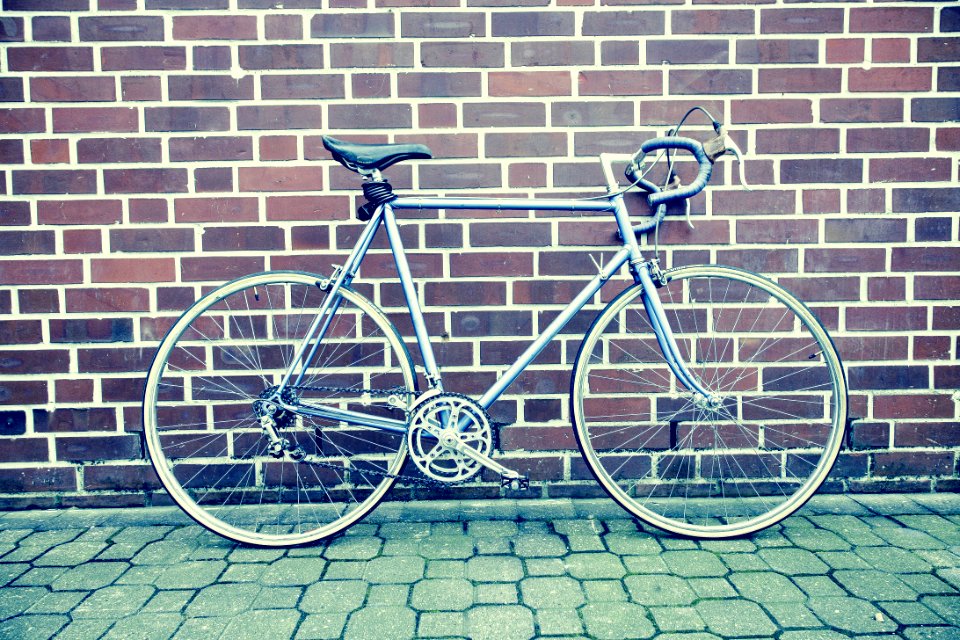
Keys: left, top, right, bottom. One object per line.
{"left": 501, "top": 475, "right": 529, "bottom": 491}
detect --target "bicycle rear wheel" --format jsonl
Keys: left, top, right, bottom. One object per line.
{"left": 572, "top": 265, "right": 847, "bottom": 538}
{"left": 143, "top": 271, "right": 416, "bottom": 546}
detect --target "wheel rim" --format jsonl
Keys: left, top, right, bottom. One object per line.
{"left": 143, "top": 273, "right": 414, "bottom": 546}
{"left": 574, "top": 266, "right": 846, "bottom": 537}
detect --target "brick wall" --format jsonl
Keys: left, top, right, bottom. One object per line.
{"left": 0, "top": 0, "right": 958, "bottom": 508}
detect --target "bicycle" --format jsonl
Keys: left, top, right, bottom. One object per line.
{"left": 143, "top": 108, "right": 848, "bottom": 546}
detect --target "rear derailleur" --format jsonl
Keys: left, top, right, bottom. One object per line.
{"left": 254, "top": 386, "right": 305, "bottom": 461}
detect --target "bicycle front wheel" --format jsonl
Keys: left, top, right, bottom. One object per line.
{"left": 143, "top": 271, "right": 416, "bottom": 546}
{"left": 572, "top": 265, "right": 847, "bottom": 538}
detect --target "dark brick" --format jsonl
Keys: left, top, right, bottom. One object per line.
{"left": 892, "top": 247, "right": 960, "bottom": 272}
{"left": 100, "top": 46, "right": 187, "bottom": 71}
{"left": 601, "top": 41, "right": 639, "bottom": 66}
{"left": 552, "top": 101, "right": 633, "bottom": 127}
{"left": 0, "top": 230, "right": 55, "bottom": 255}
{"left": 737, "top": 39, "right": 819, "bottom": 64}
{"left": 761, "top": 8, "right": 844, "bottom": 34}
{"left": 470, "top": 222, "right": 551, "bottom": 247}
{"left": 0, "top": 107, "right": 45, "bottom": 133}
{"left": 851, "top": 7, "right": 933, "bottom": 34}
{"left": 261, "top": 74, "right": 344, "bottom": 100}
{"left": 331, "top": 42, "right": 414, "bottom": 68}
{"left": 56, "top": 435, "right": 141, "bottom": 462}
{"left": 239, "top": 44, "right": 324, "bottom": 69}
{"left": 121, "top": 77, "right": 162, "bottom": 101}
{"left": 512, "top": 41, "right": 593, "bottom": 67}
{"left": 399, "top": 72, "right": 481, "bottom": 98}
{"left": 464, "top": 102, "right": 545, "bottom": 128}
{"left": 168, "top": 75, "right": 253, "bottom": 101}
{"left": 169, "top": 136, "right": 253, "bottom": 162}
{"left": 419, "top": 164, "right": 501, "bottom": 189}
{"left": 237, "top": 105, "right": 323, "bottom": 130}
{"left": 850, "top": 67, "right": 932, "bottom": 93}
{"left": 647, "top": 40, "right": 727, "bottom": 64}
{"left": 821, "top": 98, "right": 903, "bottom": 123}
{"left": 485, "top": 132, "right": 566, "bottom": 158}
{"left": 0, "top": 411, "right": 25, "bottom": 436}
{"left": 578, "top": 70, "right": 660, "bottom": 96}
{"left": 0, "top": 16, "right": 23, "bottom": 42}
{"left": 402, "top": 12, "right": 483, "bottom": 38}
{"left": 670, "top": 69, "right": 751, "bottom": 95}
{"left": 193, "top": 45, "right": 231, "bottom": 70}
{"left": 915, "top": 218, "right": 953, "bottom": 242}
{"left": 78, "top": 16, "right": 164, "bottom": 40}
{"left": 311, "top": 12, "right": 394, "bottom": 38}
{"left": 34, "top": 408, "right": 117, "bottom": 432}
{"left": 0, "top": 467, "right": 76, "bottom": 493}
{"left": 328, "top": 104, "right": 410, "bottom": 129}
{"left": 173, "top": 15, "right": 257, "bottom": 40}
{"left": 892, "top": 188, "right": 960, "bottom": 213}
{"left": 582, "top": 11, "right": 664, "bottom": 36}
{"left": 103, "top": 168, "right": 188, "bottom": 194}
{"left": 492, "top": 11, "right": 573, "bottom": 36}
{"left": 421, "top": 42, "right": 503, "bottom": 68}
{"left": 145, "top": 106, "right": 229, "bottom": 132}
{"left": 30, "top": 76, "right": 115, "bottom": 102}
{"left": 760, "top": 68, "right": 841, "bottom": 93}
{"left": 77, "top": 138, "right": 161, "bottom": 164}
{"left": 781, "top": 159, "right": 862, "bottom": 184}
{"left": 55, "top": 106, "right": 139, "bottom": 133}
{"left": 7, "top": 46, "right": 93, "bottom": 71}
{"left": 847, "top": 128, "right": 929, "bottom": 153}
{"left": 110, "top": 228, "right": 194, "bottom": 252}
{"left": 32, "top": 16, "right": 70, "bottom": 41}
{"left": 874, "top": 452, "right": 952, "bottom": 478}
{"left": 756, "top": 129, "right": 839, "bottom": 154}
{"left": 0, "top": 78, "right": 25, "bottom": 103}
{"left": 912, "top": 98, "right": 960, "bottom": 122}
{"left": 824, "top": 219, "right": 906, "bottom": 243}
{"left": 731, "top": 99, "right": 812, "bottom": 124}
{"left": 0, "top": 320, "right": 41, "bottom": 344}
{"left": 12, "top": 170, "right": 97, "bottom": 195}
{"left": 944, "top": 7, "right": 960, "bottom": 32}
{"left": 202, "top": 226, "right": 284, "bottom": 252}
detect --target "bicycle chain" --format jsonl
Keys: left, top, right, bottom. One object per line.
{"left": 284, "top": 385, "right": 480, "bottom": 488}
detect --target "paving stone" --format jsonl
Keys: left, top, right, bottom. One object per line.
{"left": 344, "top": 605, "right": 416, "bottom": 640}
{"left": 604, "top": 533, "right": 661, "bottom": 555}
{"left": 0, "top": 587, "right": 54, "bottom": 619}
{"left": 378, "top": 522, "right": 431, "bottom": 539}
{"left": 262, "top": 557, "right": 327, "bottom": 586}
{"left": 323, "top": 536, "right": 382, "bottom": 561}
{"left": 466, "top": 605, "right": 535, "bottom": 640}
{"left": 700, "top": 539, "right": 756, "bottom": 553}
{"left": 114, "top": 565, "right": 165, "bottom": 585}
{"left": 807, "top": 516, "right": 886, "bottom": 547}
{"left": 583, "top": 579, "right": 628, "bottom": 602}
{"left": 254, "top": 586, "right": 302, "bottom": 609}
{"left": 71, "top": 585, "right": 155, "bottom": 619}
{"left": 922, "top": 595, "right": 960, "bottom": 625}
{"left": 431, "top": 522, "right": 465, "bottom": 536}
{"left": 357, "top": 554, "right": 422, "bottom": 584}
{"left": 537, "top": 608, "right": 583, "bottom": 635}
{"left": 475, "top": 537, "right": 512, "bottom": 555}
{"left": 878, "top": 600, "right": 946, "bottom": 625}
{"left": 763, "top": 602, "right": 823, "bottom": 629}
{"left": 851, "top": 493, "right": 927, "bottom": 515}
{"left": 873, "top": 526, "right": 944, "bottom": 550}
{"left": 512, "top": 534, "right": 567, "bottom": 557}
{"left": 567, "top": 534, "right": 606, "bottom": 552}
{"left": 220, "top": 562, "right": 268, "bottom": 583}
{"left": 300, "top": 580, "right": 367, "bottom": 613}
{"left": 833, "top": 570, "right": 917, "bottom": 601}
{"left": 779, "top": 631, "right": 847, "bottom": 640}
{"left": 412, "top": 578, "right": 473, "bottom": 611}
{"left": 101, "top": 612, "right": 182, "bottom": 640}
{"left": 817, "top": 551, "right": 872, "bottom": 570}
{"left": 468, "top": 521, "right": 519, "bottom": 537}
{"left": 581, "top": 602, "right": 655, "bottom": 639}
{"left": 854, "top": 546, "right": 932, "bottom": 573}
{"left": 19, "top": 529, "right": 82, "bottom": 549}
{"left": 563, "top": 553, "right": 625, "bottom": 579}
{"left": 651, "top": 606, "right": 705, "bottom": 632}
{"left": 418, "top": 611, "right": 464, "bottom": 637}
{"left": 474, "top": 582, "right": 517, "bottom": 604}
{"left": 524, "top": 557, "right": 566, "bottom": 576}
{"left": 366, "top": 584, "right": 408, "bottom": 606}
{"left": 466, "top": 555, "right": 522, "bottom": 582}
{"left": 185, "top": 582, "right": 260, "bottom": 617}
{"left": 14, "top": 566, "right": 69, "bottom": 587}
{"left": 154, "top": 560, "right": 225, "bottom": 589}
{"left": 688, "top": 577, "right": 737, "bottom": 599}
{"left": 758, "top": 548, "right": 829, "bottom": 575}
{"left": 26, "top": 590, "right": 87, "bottom": 614}
{"left": 792, "top": 575, "right": 846, "bottom": 597}
{"left": 729, "top": 571, "right": 807, "bottom": 602}
{"left": 552, "top": 519, "right": 604, "bottom": 536}
{"left": 721, "top": 553, "right": 768, "bottom": 571}
{"left": 918, "top": 548, "right": 960, "bottom": 568}
{"left": 142, "top": 589, "right": 194, "bottom": 613}
{"left": 54, "top": 619, "right": 115, "bottom": 640}
{"left": 221, "top": 609, "right": 300, "bottom": 640}
{"left": 425, "top": 559, "right": 466, "bottom": 578}
{"left": 660, "top": 537, "right": 698, "bottom": 550}
{"left": 662, "top": 551, "right": 727, "bottom": 577}
{"left": 132, "top": 541, "right": 195, "bottom": 565}
{"left": 295, "top": 613, "right": 348, "bottom": 640}
{"left": 783, "top": 528, "right": 851, "bottom": 551}
{"left": 173, "top": 617, "right": 231, "bottom": 640}
{"left": 520, "top": 576, "right": 585, "bottom": 609}
{"left": 624, "top": 575, "right": 696, "bottom": 606}
{"left": 323, "top": 561, "right": 367, "bottom": 580}
{"left": 806, "top": 597, "right": 897, "bottom": 633}
{"left": 0, "top": 529, "right": 31, "bottom": 545}
{"left": 419, "top": 535, "right": 474, "bottom": 560}
{"left": 696, "top": 599, "right": 777, "bottom": 637}
{"left": 228, "top": 546, "right": 286, "bottom": 563}
{"left": 33, "top": 542, "right": 107, "bottom": 567}
{"left": 622, "top": 556, "right": 669, "bottom": 574}
{"left": 381, "top": 538, "right": 421, "bottom": 556}
{"left": 903, "top": 626, "right": 960, "bottom": 640}
{"left": 0, "top": 614, "right": 67, "bottom": 639}
{"left": 900, "top": 572, "right": 955, "bottom": 595}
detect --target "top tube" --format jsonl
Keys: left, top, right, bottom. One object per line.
{"left": 390, "top": 196, "right": 615, "bottom": 213}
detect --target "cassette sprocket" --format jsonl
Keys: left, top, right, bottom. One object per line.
{"left": 406, "top": 393, "right": 493, "bottom": 483}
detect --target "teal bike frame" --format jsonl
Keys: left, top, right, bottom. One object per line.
{"left": 270, "top": 187, "right": 713, "bottom": 436}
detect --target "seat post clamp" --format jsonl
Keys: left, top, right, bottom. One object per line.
{"left": 357, "top": 179, "right": 398, "bottom": 221}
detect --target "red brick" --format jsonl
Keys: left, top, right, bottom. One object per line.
{"left": 874, "top": 452, "right": 952, "bottom": 477}
{"left": 916, "top": 336, "right": 951, "bottom": 360}
{"left": 402, "top": 12, "right": 483, "bottom": 38}
{"left": 38, "top": 199, "right": 121, "bottom": 225}
{"left": 238, "top": 105, "right": 323, "bottom": 130}
{"left": 181, "top": 256, "right": 264, "bottom": 282}
{"left": 712, "top": 190, "right": 795, "bottom": 215}
{"left": 849, "top": 67, "right": 932, "bottom": 93}
{"left": 175, "top": 196, "right": 259, "bottom": 223}
{"left": 873, "top": 38, "right": 911, "bottom": 63}
{"left": 92, "top": 257, "right": 175, "bottom": 283}
{"left": 820, "top": 99, "right": 903, "bottom": 123}
{"left": 760, "top": 68, "right": 841, "bottom": 94}
{"left": 583, "top": 10, "right": 664, "bottom": 36}
{"left": 847, "top": 128, "right": 929, "bottom": 153}
{"left": 601, "top": 41, "right": 639, "bottom": 66}
{"left": 731, "top": 99, "right": 812, "bottom": 124}
{"left": 265, "top": 14, "right": 302, "bottom": 40}
{"left": 30, "top": 139, "right": 69, "bottom": 164}
{"left": 918, "top": 38, "right": 960, "bottom": 63}
{"left": 65, "top": 288, "right": 150, "bottom": 313}
{"left": 0, "top": 108, "right": 45, "bottom": 133}
{"left": 239, "top": 166, "right": 323, "bottom": 192}
{"left": 509, "top": 163, "right": 546, "bottom": 188}
{"left": 312, "top": 12, "right": 394, "bottom": 37}
{"left": 892, "top": 247, "right": 960, "bottom": 272}
{"left": 169, "top": 136, "right": 253, "bottom": 162}
{"left": 421, "top": 42, "right": 502, "bottom": 68}
{"left": 850, "top": 7, "right": 933, "bottom": 34}
{"left": 512, "top": 41, "right": 593, "bottom": 67}
{"left": 35, "top": 408, "right": 117, "bottom": 433}
{"left": 77, "top": 138, "right": 162, "bottom": 164}
{"left": 0, "top": 320, "right": 42, "bottom": 345}
{"left": 805, "top": 248, "right": 884, "bottom": 273}
{"left": 331, "top": 42, "right": 413, "bottom": 68}
{"left": 672, "top": 9, "right": 753, "bottom": 34}
{"left": 265, "top": 196, "right": 350, "bottom": 221}
{"left": 647, "top": 39, "right": 726, "bottom": 65}
{"left": 425, "top": 281, "right": 506, "bottom": 306}
{"left": 110, "top": 228, "right": 194, "bottom": 253}
{"left": 261, "top": 74, "right": 344, "bottom": 100}
{"left": 259, "top": 135, "right": 297, "bottom": 161}
{"left": 0, "top": 349, "right": 69, "bottom": 374}
{"left": 846, "top": 306, "right": 927, "bottom": 331}
{"left": 56, "top": 435, "right": 141, "bottom": 462}
{"left": 0, "top": 467, "right": 75, "bottom": 493}
{"left": 451, "top": 252, "right": 532, "bottom": 278}
{"left": 736, "top": 219, "right": 817, "bottom": 244}
{"left": 239, "top": 44, "right": 324, "bottom": 69}
{"left": 7, "top": 46, "right": 93, "bottom": 71}
{"left": 173, "top": 15, "right": 257, "bottom": 39}
{"left": 54, "top": 107, "right": 139, "bottom": 133}
{"left": 756, "top": 128, "right": 838, "bottom": 154}
{"left": 168, "top": 75, "right": 253, "bottom": 101}
{"left": 30, "top": 76, "right": 115, "bottom": 102}
{"left": 916, "top": 276, "right": 960, "bottom": 300}
{"left": 867, "top": 277, "right": 906, "bottom": 302}
{"left": 870, "top": 158, "right": 951, "bottom": 183}
{"left": 879, "top": 396, "right": 954, "bottom": 420}
{"left": 761, "top": 8, "right": 844, "bottom": 34}
{"left": 395, "top": 133, "right": 477, "bottom": 159}
{"left": 802, "top": 189, "right": 841, "bottom": 214}
{"left": 121, "top": 76, "right": 162, "bottom": 101}
{"left": 398, "top": 72, "right": 481, "bottom": 98}
{"left": 489, "top": 71, "right": 570, "bottom": 97}
{"left": 825, "top": 39, "right": 864, "bottom": 64}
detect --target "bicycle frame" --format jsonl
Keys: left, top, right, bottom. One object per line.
{"left": 275, "top": 190, "right": 712, "bottom": 433}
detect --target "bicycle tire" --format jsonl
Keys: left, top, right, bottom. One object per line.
{"left": 571, "top": 264, "right": 847, "bottom": 538}
{"left": 143, "top": 271, "right": 416, "bottom": 546}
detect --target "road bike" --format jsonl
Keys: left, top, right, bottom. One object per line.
{"left": 143, "top": 108, "right": 848, "bottom": 546}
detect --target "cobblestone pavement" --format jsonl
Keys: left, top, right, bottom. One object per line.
{"left": 0, "top": 494, "right": 958, "bottom": 639}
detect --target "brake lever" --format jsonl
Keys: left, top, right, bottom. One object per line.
{"left": 724, "top": 135, "right": 752, "bottom": 191}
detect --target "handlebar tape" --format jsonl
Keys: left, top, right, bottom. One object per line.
{"left": 639, "top": 136, "right": 713, "bottom": 207}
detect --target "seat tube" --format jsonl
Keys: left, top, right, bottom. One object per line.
{"left": 382, "top": 204, "right": 443, "bottom": 389}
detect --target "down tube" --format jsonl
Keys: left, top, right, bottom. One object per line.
{"left": 477, "top": 247, "right": 632, "bottom": 411}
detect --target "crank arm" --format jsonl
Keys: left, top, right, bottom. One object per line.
{"left": 450, "top": 441, "right": 523, "bottom": 480}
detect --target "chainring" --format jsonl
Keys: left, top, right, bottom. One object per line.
{"left": 407, "top": 393, "right": 493, "bottom": 484}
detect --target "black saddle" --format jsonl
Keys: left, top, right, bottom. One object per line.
{"left": 322, "top": 136, "right": 432, "bottom": 173}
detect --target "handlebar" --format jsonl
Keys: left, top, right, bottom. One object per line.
{"left": 637, "top": 136, "right": 713, "bottom": 207}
